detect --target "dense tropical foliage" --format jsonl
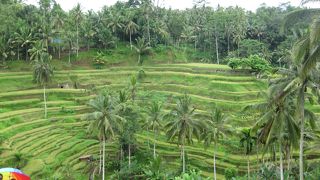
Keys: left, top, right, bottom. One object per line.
{"left": 0, "top": 0, "right": 319, "bottom": 179}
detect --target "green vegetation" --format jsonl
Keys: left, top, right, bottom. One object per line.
{"left": 0, "top": 0, "right": 319, "bottom": 179}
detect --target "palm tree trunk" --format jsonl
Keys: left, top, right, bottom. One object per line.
{"left": 128, "top": 144, "right": 131, "bottom": 168}
{"left": 279, "top": 143, "right": 284, "bottom": 180}
{"left": 147, "top": 14, "right": 151, "bottom": 45}
{"left": 182, "top": 143, "right": 185, "bottom": 173}
{"left": 153, "top": 128, "right": 156, "bottom": 159}
{"left": 58, "top": 34, "right": 61, "bottom": 60}
{"left": 287, "top": 145, "right": 291, "bottom": 173}
{"left": 215, "top": 34, "right": 219, "bottom": 64}
{"left": 120, "top": 145, "right": 123, "bottom": 164}
{"left": 69, "top": 48, "right": 71, "bottom": 64}
{"left": 130, "top": 31, "right": 132, "bottom": 50}
{"left": 247, "top": 155, "right": 250, "bottom": 180}
{"left": 17, "top": 47, "right": 20, "bottom": 61}
{"left": 146, "top": 127, "right": 150, "bottom": 149}
{"left": 87, "top": 38, "right": 90, "bottom": 51}
{"left": 25, "top": 48, "right": 28, "bottom": 61}
{"left": 76, "top": 24, "right": 79, "bottom": 58}
{"left": 237, "top": 41, "right": 240, "bottom": 57}
{"left": 138, "top": 54, "right": 141, "bottom": 66}
{"left": 299, "top": 81, "right": 307, "bottom": 180}
{"left": 256, "top": 143, "right": 259, "bottom": 173}
{"left": 102, "top": 136, "right": 105, "bottom": 180}
{"left": 43, "top": 85, "right": 47, "bottom": 119}
{"left": 227, "top": 34, "right": 230, "bottom": 54}
{"left": 213, "top": 141, "right": 217, "bottom": 180}
{"left": 99, "top": 144, "right": 102, "bottom": 174}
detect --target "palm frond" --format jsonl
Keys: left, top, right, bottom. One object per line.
{"left": 282, "top": 9, "right": 320, "bottom": 31}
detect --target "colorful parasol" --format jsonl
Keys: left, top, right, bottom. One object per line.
{"left": 0, "top": 168, "right": 30, "bottom": 180}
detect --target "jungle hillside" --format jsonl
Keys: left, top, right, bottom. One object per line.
{"left": 0, "top": 0, "right": 320, "bottom": 179}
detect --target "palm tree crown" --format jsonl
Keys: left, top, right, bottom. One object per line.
{"left": 33, "top": 52, "right": 53, "bottom": 86}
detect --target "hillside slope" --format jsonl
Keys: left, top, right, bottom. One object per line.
{"left": 0, "top": 63, "right": 319, "bottom": 179}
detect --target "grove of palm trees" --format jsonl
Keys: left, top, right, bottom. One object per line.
{"left": 0, "top": 0, "right": 319, "bottom": 179}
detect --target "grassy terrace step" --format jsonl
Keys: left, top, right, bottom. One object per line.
{"left": 151, "top": 90, "right": 257, "bottom": 110}
{"left": 0, "top": 88, "right": 87, "bottom": 99}
{"left": 1, "top": 122, "right": 83, "bottom": 155}
{"left": 0, "top": 98, "right": 40, "bottom": 106}
{"left": 0, "top": 69, "right": 256, "bottom": 84}
{"left": 0, "top": 105, "right": 86, "bottom": 119}
{"left": 66, "top": 145, "right": 100, "bottom": 165}
{"left": 31, "top": 136, "right": 76, "bottom": 157}
{"left": 13, "top": 117, "right": 83, "bottom": 148}
{"left": 0, "top": 100, "right": 77, "bottom": 113}
{"left": 97, "top": 83, "right": 261, "bottom": 106}
{"left": 46, "top": 140, "right": 99, "bottom": 163}
{"left": 139, "top": 85, "right": 262, "bottom": 103}
{"left": 159, "top": 63, "right": 230, "bottom": 69}
{"left": 17, "top": 133, "right": 62, "bottom": 152}
{"left": 2, "top": 124, "right": 85, "bottom": 154}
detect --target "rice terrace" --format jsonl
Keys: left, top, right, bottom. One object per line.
{"left": 0, "top": 0, "right": 320, "bottom": 179}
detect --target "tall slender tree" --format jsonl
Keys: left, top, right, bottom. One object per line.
{"left": 85, "top": 93, "right": 124, "bottom": 180}
{"left": 72, "top": 3, "right": 82, "bottom": 57}
{"left": 145, "top": 101, "right": 164, "bottom": 159}
{"left": 165, "top": 94, "right": 202, "bottom": 173}
{"left": 52, "top": 5, "right": 64, "bottom": 59}
{"left": 202, "top": 107, "right": 229, "bottom": 180}
{"left": 124, "top": 15, "right": 139, "bottom": 50}
{"left": 281, "top": 5, "right": 320, "bottom": 179}
{"left": 32, "top": 52, "right": 53, "bottom": 119}
{"left": 240, "top": 128, "right": 256, "bottom": 180}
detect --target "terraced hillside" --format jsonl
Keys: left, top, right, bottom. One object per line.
{"left": 0, "top": 63, "right": 319, "bottom": 179}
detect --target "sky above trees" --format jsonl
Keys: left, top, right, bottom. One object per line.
{"left": 24, "top": 0, "right": 320, "bottom": 11}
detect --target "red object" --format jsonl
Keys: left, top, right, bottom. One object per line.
{"left": 12, "top": 172, "right": 31, "bottom": 180}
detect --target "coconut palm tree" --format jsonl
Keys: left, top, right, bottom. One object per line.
{"left": 64, "top": 31, "right": 76, "bottom": 64}
{"left": 0, "top": 37, "right": 12, "bottom": 64}
{"left": 165, "top": 94, "right": 202, "bottom": 173}
{"left": 145, "top": 101, "right": 164, "bottom": 159}
{"left": 85, "top": 93, "right": 125, "bottom": 180}
{"left": 52, "top": 10, "right": 64, "bottom": 59}
{"left": 32, "top": 52, "right": 53, "bottom": 119}
{"left": 141, "top": 0, "right": 152, "bottom": 44}
{"left": 133, "top": 37, "right": 151, "bottom": 65}
{"left": 72, "top": 3, "right": 82, "bottom": 57}
{"left": 125, "top": 18, "right": 139, "bottom": 50}
{"left": 280, "top": 7, "right": 320, "bottom": 178}
{"left": 29, "top": 41, "right": 46, "bottom": 62}
{"left": 250, "top": 94, "right": 300, "bottom": 180}
{"left": 240, "top": 128, "right": 256, "bottom": 180}
{"left": 107, "top": 14, "right": 124, "bottom": 35}
{"left": 202, "top": 107, "right": 229, "bottom": 180}
{"left": 13, "top": 27, "right": 33, "bottom": 61}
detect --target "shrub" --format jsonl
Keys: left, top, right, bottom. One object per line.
{"left": 227, "top": 55, "right": 271, "bottom": 73}
{"left": 246, "top": 55, "right": 271, "bottom": 73}
{"left": 93, "top": 52, "right": 107, "bottom": 69}
{"left": 227, "top": 58, "right": 242, "bottom": 69}
{"left": 137, "top": 68, "right": 146, "bottom": 80}
{"left": 225, "top": 167, "right": 238, "bottom": 180}
{"left": 175, "top": 169, "right": 209, "bottom": 180}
